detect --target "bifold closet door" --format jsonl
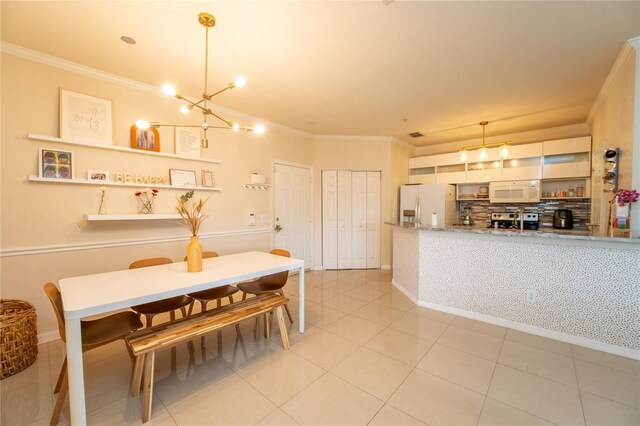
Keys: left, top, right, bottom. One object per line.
{"left": 366, "top": 171, "right": 381, "bottom": 268}
{"left": 336, "top": 170, "right": 352, "bottom": 269}
{"left": 322, "top": 171, "right": 338, "bottom": 269}
{"left": 351, "top": 172, "right": 367, "bottom": 268}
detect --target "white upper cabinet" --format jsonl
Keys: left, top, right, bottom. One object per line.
{"left": 542, "top": 136, "right": 591, "bottom": 179}
{"left": 435, "top": 152, "right": 466, "bottom": 183}
{"left": 509, "top": 142, "right": 543, "bottom": 159}
{"left": 542, "top": 137, "right": 591, "bottom": 156}
{"left": 409, "top": 156, "right": 436, "bottom": 168}
{"left": 408, "top": 155, "right": 436, "bottom": 184}
{"left": 436, "top": 152, "right": 465, "bottom": 166}
{"left": 500, "top": 142, "right": 543, "bottom": 181}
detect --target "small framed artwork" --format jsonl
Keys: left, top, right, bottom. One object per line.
{"left": 169, "top": 169, "right": 197, "bottom": 187}
{"left": 60, "top": 89, "right": 112, "bottom": 146}
{"left": 130, "top": 124, "right": 160, "bottom": 152}
{"left": 175, "top": 126, "right": 201, "bottom": 158}
{"left": 202, "top": 170, "right": 215, "bottom": 187}
{"left": 39, "top": 148, "right": 74, "bottom": 179}
{"left": 87, "top": 170, "right": 110, "bottom": 181}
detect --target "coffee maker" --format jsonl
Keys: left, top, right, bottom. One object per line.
{"left": 553, "top": 209, "right": 573, "bottom": 229}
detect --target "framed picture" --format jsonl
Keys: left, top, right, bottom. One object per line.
{"left": 87, "top": 170, "right": 110, "bottom": 182}
{"left": 59, "top": 89, "right": 112, "bottom": 146}
{"left": 175, "top": 127, "right": 201, "bottom": 158}
{"left": 130, "top": 124, "right": 160, "bottom": 152}
{"left": 169, "top": 169, "right": 197, "bottom": 187}
{"left": 39, "top": 148, "right": 74, "bottom": 179}
{"left": 202, "top": 170, "right": 215, "bottom": 187}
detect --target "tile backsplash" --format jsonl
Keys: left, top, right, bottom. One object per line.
{"left": 458, "top": 199, "right": 591, "bottom": 230}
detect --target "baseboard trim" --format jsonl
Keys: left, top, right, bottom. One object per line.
{"left": 381, "top": 264, "right": 391, "bottom": 270}
{"left": 390, "top": 280, "right": 639, "bottom": 360}
{"left": 312, "top": 266, "right": 324, "bottom": 271}
{"left": 38, "top": 330, "right": 61, "bottom": 344}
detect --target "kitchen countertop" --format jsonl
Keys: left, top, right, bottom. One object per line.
{"left": 386, "top": 222, "right": 639, "bottom": 244}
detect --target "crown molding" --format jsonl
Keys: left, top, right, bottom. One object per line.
{"left": 314, "top": 135, "right": 394, "bottom": 142}
{"left": 390, "top": 137, "right": 415, "bottom": 150}
{"left": 1, "top": 42, "right": 313, "bottom": 139}
{"left": 587, "top": 38, "right": 637, "bottom": 124}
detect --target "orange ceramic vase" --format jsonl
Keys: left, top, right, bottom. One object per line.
{"left": 186, "top": 236, "right": 203, "bottom": 272}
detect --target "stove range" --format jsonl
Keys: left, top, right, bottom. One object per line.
{"left": 490, "top": 212, "right": 539, "bottom": 230}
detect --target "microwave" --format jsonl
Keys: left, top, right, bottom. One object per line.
{"left": 489, "top": 180, "right": 541, "bottom": 203}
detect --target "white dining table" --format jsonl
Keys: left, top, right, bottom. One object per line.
{"left": 59, "top": 251, "right": 305, "bottom": 425}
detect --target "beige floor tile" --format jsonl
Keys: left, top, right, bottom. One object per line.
{"left": 323, "top": 294, "right": 368, "bottom": 313}
{"left": 331, "top": 347, "right": 413, "bottom": 401}
{"left": 303, "top": 287, "right": 326, "bottom": 303}
{"left": 575, "top": 359, "right": 640, "bottom": 408}
{"left": 281, "top": 373, "right": 383, "bottom": 425}
{"left": 351, "top": 303, "right": 405, "bottom": 326}
{"left": 219, "top": 335, "right": 287, "bottom": 372}
{"left": 371, "top": 291, "right": 416, "bottom": 312}
{"left": 505, "top": 329, "right": 572, "bottom": 356}
{"left": 437, "top": 325, "right": 504, "bottom": 362}
{"left": 451, "top": 316, "right": 507, "bottom": 338}
{"left": 304, "top": 300, "right": 348, "bottom": 328}
{"left": 1, "top": 382, "right": 54, "bottom": 426}
{"left": 488, "top": 364, "right": 584, "bottom": 425}
{"left": 572, "top": 345, "right": 640, "bottom": 376}
{"left": 365, "top": 327, "right": 434, "bottom": 367}
{"left": 85, "top": 392, "right": 176, "bottom": 426}
{"left": 257, "top": 408, "right": 300, "bottom": 425}
{"left": 389, "top": 312, "right": 450, "bottom": 341}
{"left": 237, "top": 350, "right": 326, "bottom": 406}
{"left": 581, "top": 391, "right": 640, "bottom": 426}
{"left": 499, "top": 340, "right": 577, "bottom": 387}
{"left": 344, "top": 284, "right": 390, "bottom": 302}
{"left": 388, "top": 369, "right": 485, "bottom": 425}
{"left": 165, "top": 373, "right": 277, "bottom": 425}
{"left": 290, "top": 329, "right": 359, "bottom": 370}
{"left": 417, "top": 343, "right": 496, "bottom": 395}
{"left": 478, "top": 398, "right": 554, "bottom": 425}
{"left": 2, "top": 350, "right": 52, "bottom": 395}
{"left": 368, "top": 404, "right": 426, "bottom": 425}
{"left": 82, "top": 353, "right": 137, "bottom": 400}
{"left": 323, "top": 314, "right": 386, "bottom": 345}
{"left": 407, "top": 306, "right": 456, "bottom": 324}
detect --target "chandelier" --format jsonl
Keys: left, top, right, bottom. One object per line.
{"left": 136, "top": 12, "right": 264, "bottom": 149}
{"left": 459, "top": 121, "right": 509, "bottom": 162}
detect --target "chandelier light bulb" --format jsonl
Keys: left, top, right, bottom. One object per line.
{"left": 460, "top": 149, "right": 468, "bottom": 162}
{"left": 479, "top": 147, "right": 488, "bottom": 161}
{"left": 501, "top": 144, "right": 510, "bottom": 159}
{"left": 254, "top": 125, "right": 265, "bottom": 134}
{"left": 202, "top": 122, "right": 209, "bottom": 130}
{"left": 161, "top": 83, "right": 177, "bottom": 97}
{"left": 135, "top": 120, "right": 150, "bottom": 129}
{"left": 233, "top": 76, "right": 247, "bottom": 88}
{"left": 232, "top": 123, "right": 240, "bottom": 132}
{"left": 180, "top": 105, "right": 190, "bottom": 115}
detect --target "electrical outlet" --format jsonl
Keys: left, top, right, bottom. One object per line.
{"left": 526, "top": 289, "right": 538, "bottom": 304}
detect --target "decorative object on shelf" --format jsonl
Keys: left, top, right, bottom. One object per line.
{"left": 87, "top": 170, "right": 109, "bottom": 181}
{"left": 115, "top": 172, "right": 166, "bottom": 185}
{"left": 459, "top": 121, "right": 510, "bottom": 162}
{"left": 169, "top": 169, "right": 197, "bottom": 187}
{"left": 135, "top": 12, "right": 265, "bottom": 149}
{"left": 176, "top": 190, "right": 209, "bottom": 273}
{"left": 0, "top": 299, "right": 38, "bottom": 379}
{"left": 250, "top": 173, "right": 266, "bottom": 184}
{"left": 201, "top": 170, "right": 215, "bottom": 188}
{"left": 39, "top": 147, "right": 74, "bottom": 179}
{"left": 130, "top": 124, "right": 160, "bottom": 152}
{"left": 97, "top": 186, "right": 107, "bottom": 215}
{"left": 175, "top": 127, "right": 202, "bottom": 158}
{"left": 614, "top": 189, "right": 638, "bottom": 229}
{"left": 60, "top": 89, "right": 112, "bottom": 146}
{"left": 135, "top": 188, "right": 158, "bottom": 214}
{"left": 602, "top": 148, "right": 619, "bottom": 193}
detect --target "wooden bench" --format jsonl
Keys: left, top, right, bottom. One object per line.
{"left": 126, "top": 293, "right": 291, "bottom": 423}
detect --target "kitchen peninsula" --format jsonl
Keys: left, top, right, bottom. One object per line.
{"left": 389, "top": 223, "right": 640, "bottom": 358}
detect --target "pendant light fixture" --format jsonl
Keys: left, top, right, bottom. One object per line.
{"left": 459, "top": 121, "right": 510, "bottom": 162}
{"left": 136, "top": 12, "right": 264, "bottom": 149}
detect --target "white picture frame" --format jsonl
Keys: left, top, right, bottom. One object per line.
{"left": 39, "top": 147, "right": 74, "bottom": 179}
{"left": 87, "top": 170, "right": 110, "bottom": 182}
{"left": 202, "top": 170, "right": 215, "bottom": 187}
{"left": 169, "top": 169, "right": 197, "bottom": 187}
{"left": 59, "top": 89, "right": 113, "bottom": 146}
{"left": 175, "top": 127, "right": 201, "bottom": 158}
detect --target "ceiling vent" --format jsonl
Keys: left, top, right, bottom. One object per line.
{"left": 408, "top": 132, "right": 424, "bottom": 138}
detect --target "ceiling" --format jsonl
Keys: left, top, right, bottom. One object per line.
{"left": 1, "top": 1, "right": 639, "bottom": 146}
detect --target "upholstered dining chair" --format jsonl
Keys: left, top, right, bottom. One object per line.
{"left": 44, "top": 282, "right": 143, "bottom": 426}
{"left": 237, "top": 249, "right": 294, "bottom": 336}
{"left": 129, "top": 257, "right": 193, "bottom": 327}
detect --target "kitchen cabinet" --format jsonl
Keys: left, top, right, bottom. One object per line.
{"left": 542, "top": 137, "right": 591, "bottom": 179}
{"left": 541, "top": 178, "right": 591, "bottom": 199}
{"left": 466, "top": 160, "right": 502, "bottom": 183}
{"left": 500, "top": 143, "right": 543, "bottom": 181}
{"left": 435, "top": 152, "right": 466, "bottom": 183}
{"left": 408, "top": 156, "right": 436, "bottom": 184}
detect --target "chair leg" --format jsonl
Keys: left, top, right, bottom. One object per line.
{"left": 169, "top": 310, "right": 176, "bottom": 322}
{"left": 187, "top": 299, "right": 195, "bottom": 316}
{"left": 179, "top": 306, "right": 188, "bottom": 319}
{"left": 53, "top": 356, "right": 67, "bottom": 394}
{"left": 144, "top": 314, "right": 154, "bottom": 328}
{"left": 275, "top": 307, "right": 290, "bottom": 350}
{"left": 50, "top": 369, "right": 68, "bottom": 426}
{"left": 279, "top": 290, "right": 294, "bottom": 323}
{"left": 227, "top": 295, "right": 234, "bottom": 305}
{"left": 142, "top": 351, "right": 156, "bottom": 423}
{"left": 241, "top": 292, "right": 247, "bottom": 300}
{"left": 131, "top": 353, "right": 145, "bottom": 397}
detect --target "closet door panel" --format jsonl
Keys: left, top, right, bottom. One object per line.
{"left": 351, "top": 171, "right": 367, "bottom": 269}
{"left": 366, "top": 171, "right": 381, "bottom": 268}
{"left": 322, "top": 170, "right": 338, "bottom": 269}
{"left": 337, "top": 170, "right": 352, "bottom": 269}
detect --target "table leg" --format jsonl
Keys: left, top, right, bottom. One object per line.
{"left": 65, "top": 318, "right": 87, "bottom": 425}
{"left": 298, "top": 265, "right": 305, "bottom": 333}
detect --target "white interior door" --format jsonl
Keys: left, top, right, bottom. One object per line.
{"left": 337, "top": 170, "right": 352, "bottom": 269}
{"left": 351, "top": 171, "right": 367, "bottom": 269}
{"left": 274, "top": 163, "right": 312, "bottom": 268}
{"left": 321, "top": 170, "right": 338, "bottom": 269}
{"left": 366, "top": 171, "right": 381, "bottom": 268}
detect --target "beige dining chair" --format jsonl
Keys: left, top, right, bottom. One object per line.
{"left": 129, "top": 257, "right": 193, "bottom": 327}
{"left": 237, "top": 249, "right": 294, "bottom": 337}
{"left": 44, "top": 283, "right": 143, "bottom": 426}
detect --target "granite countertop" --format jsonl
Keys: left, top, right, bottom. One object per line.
{"left": 386, "top": 222, "right": 639, "bottom": 244}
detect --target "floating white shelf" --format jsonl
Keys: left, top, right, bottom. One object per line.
{"left": 28, "top": 175, "right": 222, "bottom": 192}
{"left": 27, "top": 134, "right": 222, "bottom": 164}
{"left": 86, "top": 214, "right": 182, "bottom": 221}
{"left": 244, "top": 183, "right": 271, "bottom": 190}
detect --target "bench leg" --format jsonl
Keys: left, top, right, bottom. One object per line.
{"left": 131, "top": 353, "right": 145, "bottom": 397}
{"left": 142, "top": 351, "right": 155, "bottom": 423}
{"left": 275, "top": 307, "right": 290, "bottom": 350}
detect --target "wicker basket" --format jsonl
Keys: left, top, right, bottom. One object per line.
{"left": 1, "top": 300, "right": 38, "bottom": 379}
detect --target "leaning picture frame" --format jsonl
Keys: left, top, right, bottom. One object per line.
{"left": 201, "top": 170, "right": 215, "bottom": 188}
{"left": 59, "top": 89, "right": 113, "bottom": 146}
{"left": 39, "top": 147, "right": 74, "bottom": 180}
{"left": 169, "top": 169, "right": 197, "bottom": 187}
{"left": 130, "top": 124, "right": 160, "bottom": 152}
{"left": 87, "top": 170, "right": 110, "bottom": 182}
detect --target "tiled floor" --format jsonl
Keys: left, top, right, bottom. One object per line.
{"left": 2, "top": 269, "right": 639, "bottom": 425}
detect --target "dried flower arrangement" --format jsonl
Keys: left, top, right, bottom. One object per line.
{"left": 98, "top": 186, "right": 107, "bottom": 214}
{"left": 176, "top": 190, "right": 209, "bottom": 236}
{"left": 615, "top": 189, "right": 639, "bottom": 206}
{"left": 135, "top": 188, "right": 158, "bottom": 214}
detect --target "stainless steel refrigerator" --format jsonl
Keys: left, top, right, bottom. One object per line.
{"left": 399, "top": 184, "right": 457, "bottom": 227}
